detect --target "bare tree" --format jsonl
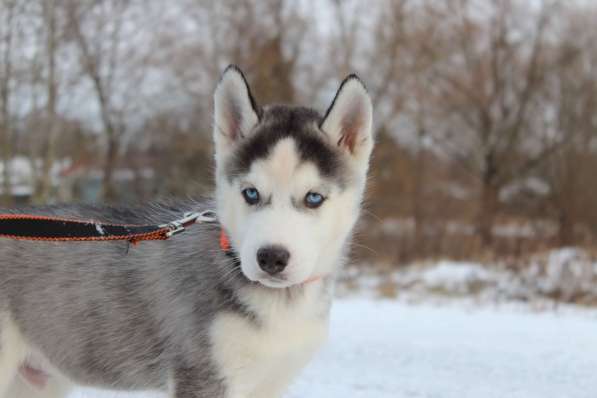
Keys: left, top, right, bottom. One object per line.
{"left": 30, "top": 0, "right": 61, "bottom": 203}
{"left": 66, "top": 0, "right": 133, "bottom": 201}
{"left": 329, "top": 0, "right": 366, "bottom": 77}
{"left": 413, "top": 0, "right": 562, "bottom": 245}
{"left": 0, "top": 0, "right": 18, "bottom": 205}
{"left": 539, "top": 6, "right": 597, "bottom": 245}
{"left": 3, "top": 0, "right": 597, "bottom": 260}
{"left": 172, "top": 0, "right": 307, "bottom": 103}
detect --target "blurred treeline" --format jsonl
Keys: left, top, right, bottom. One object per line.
{"left": 1, "top": 0, "right": 597, "bottom": 264}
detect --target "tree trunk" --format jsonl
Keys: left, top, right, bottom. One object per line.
{"left": 412, "top": 128, "right": 426, "bottom": 258}
{"left": 0, "top": 128, "right": 11, "bottom": 206}
{"left": 67, "top": 0, "right": 123, "bottom": 202}
{"left": 35, "top": 0, "right": 58, "bottom": 203}
{"left": 412, "top": 180, "right": 424, "bottom": 257}
{"left": 557, "top": 211, "right": 574, "bottom": 246}
{"left": 0, "top": 1, "right": 15, "bottom": 206}
{"left": 102, "top": 135, "right": 119, "bottom": 201}
{"left": 35, "top": 0, "right": 59, "bottom": 204}
{"left": 478, "top": 179, "right": 499, "bottom": 247}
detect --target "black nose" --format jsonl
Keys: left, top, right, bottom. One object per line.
{"left": 257, "top": 245, "right": 290, "bottom": 276}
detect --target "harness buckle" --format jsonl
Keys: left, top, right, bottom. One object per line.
{"left": 163, "top": 210, "right": 217, "bottom": 237}
{"left": 165, "top": 222, "right": 185, "bottom": 237}
{"left": 195, "top": 210, "right": 218, "bottom": 223}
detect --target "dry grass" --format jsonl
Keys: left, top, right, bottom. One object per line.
{"left": 376, "top": 279, "right": 399, "bottom": 299}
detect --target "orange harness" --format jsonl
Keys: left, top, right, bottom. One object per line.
{"left": 219, "top": 229, "right": 231, "bottom": 251}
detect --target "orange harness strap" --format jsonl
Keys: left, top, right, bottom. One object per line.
{"left": 219, "top": 229, "right": 231, "bottom": 251}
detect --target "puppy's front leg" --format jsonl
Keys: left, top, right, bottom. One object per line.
{"left": 172, "top": 365, "right": 233, "bottom": 398}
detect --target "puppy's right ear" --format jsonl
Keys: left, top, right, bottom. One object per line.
{"left": 213, "top": 65, "right": 260, "bottom": 157}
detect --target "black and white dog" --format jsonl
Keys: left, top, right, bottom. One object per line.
{"left": 0, "top": 66, "right": 374, "bottom": 398}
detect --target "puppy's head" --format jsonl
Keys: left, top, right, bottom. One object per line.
{"left": 213, "top": 65, "right": 373, "bottom": 288}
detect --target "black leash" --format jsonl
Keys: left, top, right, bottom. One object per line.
{"left": 0, "top": 210, "right": 217, "bottom": 243}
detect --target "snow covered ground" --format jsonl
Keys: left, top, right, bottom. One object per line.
{"left": 68, "top": 298, "right": 597, "bottom": 398}
{"left": 344, "top": 248, "right": 597, "bottom": 305}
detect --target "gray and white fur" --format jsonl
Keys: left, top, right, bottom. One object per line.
{"left": 0, "top": 65, "right": 374, "bottom": 398}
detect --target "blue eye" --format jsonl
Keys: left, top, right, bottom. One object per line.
{"left": 305, "top": 192, "right": 325, "bottom": 209}
{"left": 242, "top": 188, "right": 260, "bottom": 205}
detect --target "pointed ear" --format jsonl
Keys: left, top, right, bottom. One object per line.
{"left": 213, "top": 65, "right": 260, "bottom": 156}
{"left": 320, "top": 75, "right": 373, "bottom": 162}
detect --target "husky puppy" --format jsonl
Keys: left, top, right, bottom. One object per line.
{"left": 0, "top": 65, "right": 374, "bottom": 398}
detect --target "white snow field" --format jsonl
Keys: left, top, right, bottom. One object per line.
{"left": 66, "top": 298, "right": 597, "bottom": 398}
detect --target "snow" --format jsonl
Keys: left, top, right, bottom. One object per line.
{"left": 493, "top": 223, "right": 536, "bottom": 238}
{"left": 377, "top": 218, "right": 555, "bottom": 239}
{"left": 344, "top": 248, "right": 597, "bottom": 304}
{"left": 0, "top": 156, "right": 71, "bottom": 195}
{"left": 67, "top": 298, "right": 597, "bottom": 398}
{"left": 527, "top": 248, "right": 597, "bottom": 302}
{"left": 419, "top": 261, "right": 495, "bottom": 294}
{"left": 500, "top": 176, "right": 550, "bottom": 202}
{"left": 289, "top": 299, "right": 597, "bottom": 398}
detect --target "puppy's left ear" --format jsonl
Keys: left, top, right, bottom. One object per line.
{"left": 320, "top": 75, "right": 374, "bottom": 164}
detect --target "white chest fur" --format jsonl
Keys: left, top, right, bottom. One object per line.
{"left": 209, "top": 283, "right": 330, "bottom": 398}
